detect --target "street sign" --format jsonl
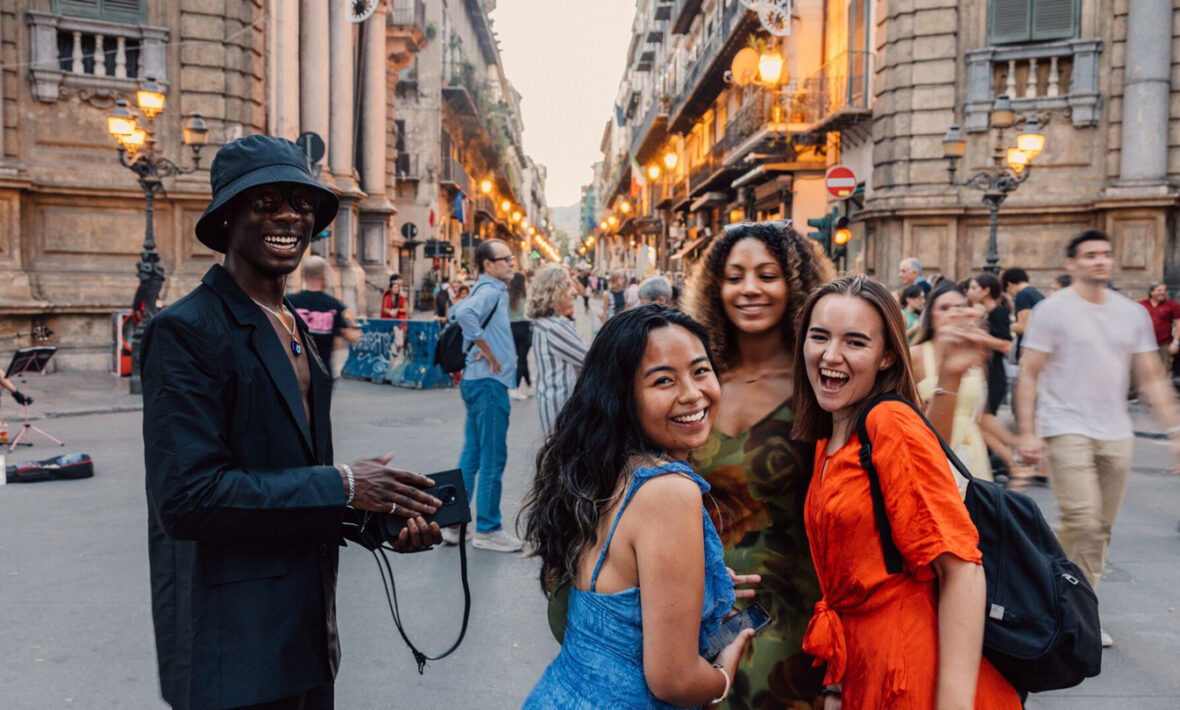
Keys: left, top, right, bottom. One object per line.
{"left": 825, "top": 165, "right": 857, "bottom": 199}
{"left": 296, "top": 132, "right": 325, "bottom": 164}
{"left": 401, "top": 222, "right": 418, "bottom": 241}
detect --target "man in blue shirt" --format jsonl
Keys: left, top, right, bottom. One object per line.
{"left": 446, "top": 238, "right": 521, "bottom": 551}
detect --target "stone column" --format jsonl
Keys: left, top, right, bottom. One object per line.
{"left": 269, "top": 0, "right": 301, "bottom": 139}
{"left": 327, "top": 0, "right": 365, "bottom": 310}
{"left": 361, "top": 6, "right": 389, "bottom": 204}
{"left": 1118, "top": 0, "right": 1171, "bottom": 184}
{"left": 328, "top": 1, "right": 358, "bottom": 191}
{"left": 299, "top": 0, "right": 333, "bottom": 186}
{"left": 359, "top": 3, "right": 397, "bottom": 300}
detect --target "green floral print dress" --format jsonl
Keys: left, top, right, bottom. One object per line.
{"left": 692, "top": 402, "right": 826, "bottom": 710}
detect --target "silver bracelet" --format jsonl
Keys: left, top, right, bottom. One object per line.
{"left": 933, "top": 387, "right": 958, "bottom": 397}
{"left": 339, "top": 464, "right": 355, "bottom": 506}
{"left": 709, "top": 663, "right": 731, "bottom": 705}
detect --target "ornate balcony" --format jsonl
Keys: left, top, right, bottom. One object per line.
{"left": 388, "top": 0, "right": 428, "bottom": 69}
{"left": 965, "top": 38, "right": 1102, "bottom": 131}
{"left": 27, "top": 11, "right": 168, "bottom": 103}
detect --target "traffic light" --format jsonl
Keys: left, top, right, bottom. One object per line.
{"left": 806, "top": 207, "right": 841, "bottom": 257}
{"left": 832, "top": 217, "right": 851, "bottom": 260}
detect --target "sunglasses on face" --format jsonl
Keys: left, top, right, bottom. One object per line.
{"left": 244, "top": 184, "right": 321, "bottom": 215}
{"left": 487, "top": 255, "right": 516, "bottom": 264}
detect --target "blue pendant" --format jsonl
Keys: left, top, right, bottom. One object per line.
{"left": 291, "top": 339, "right": 302, "bottom": 357}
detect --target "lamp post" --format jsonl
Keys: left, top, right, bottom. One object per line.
{"left": 106, "top": 76, "right": 208, "bottom": 394}
{"left": 942, "top": 94, "right": 1046, "bottom": 274}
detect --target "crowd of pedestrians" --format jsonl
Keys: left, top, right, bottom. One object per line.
{"left": 139, "top": 135, "right": 1180, "bottom": 710}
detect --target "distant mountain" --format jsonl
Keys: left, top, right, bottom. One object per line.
{"left": 550, "top": 203, "right": 582, "bottom": 238}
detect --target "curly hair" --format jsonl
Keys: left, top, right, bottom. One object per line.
{"left": 683, "top": 222, "right": 835, "bottom": 368}
{"left": 525, "top": 266, "right": 571, "bottom": 319}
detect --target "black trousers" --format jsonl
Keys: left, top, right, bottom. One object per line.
{"left": 228, "top": 683, "right": 333, "bottom": 710}
{"left": 511, "top": 320, "right": 533, "bottom": 387}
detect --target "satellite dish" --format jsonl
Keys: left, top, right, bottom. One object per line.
{"left": 730, "top": 47, "right": 760, "bottom": 86}
{"left": 348, "top": 0, "right": 379, "bottom": 23}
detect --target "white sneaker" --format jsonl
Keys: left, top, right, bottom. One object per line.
{"left": 472, "top": 529, "right": 523, "bottom": 552}
{"left": 1100, "top": 628, "right": 1113, "bottom": 648}
{"left": 440, "top": 526, "right": 471, "bottom": 546}
{"left": 509, "top": 389, "right": 528, "bottom": 401}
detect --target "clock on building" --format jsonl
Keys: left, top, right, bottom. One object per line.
{"left": 348, "top": 0, "right": 379, "bottom": 23}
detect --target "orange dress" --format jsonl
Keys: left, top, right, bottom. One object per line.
{"left": 803, "top": 401, "right": 1021, "bottom": 709}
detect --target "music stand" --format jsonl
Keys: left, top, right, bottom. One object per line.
{"left": 5, "top": 347, "right": 64, "bottom": 452}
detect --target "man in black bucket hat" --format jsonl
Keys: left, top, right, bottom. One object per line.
{"left": 141, "top": 135, "right": 443, "bottom": 710}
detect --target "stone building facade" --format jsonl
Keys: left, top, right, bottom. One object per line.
{"left": 590, "top": 0, "right": 1178, "bottom": 297}
{"left": 827, "top": 0, "right": 1179, "bottom": 293}
{"left": 0, "top": 0, "right": 545, "bottom": 371}
{"left": 389, "top": 0, "right": 550, "bottom": 311}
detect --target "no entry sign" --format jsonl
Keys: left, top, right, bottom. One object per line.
{"left": 825, "top": 166, "right": 857, "bottom": 199}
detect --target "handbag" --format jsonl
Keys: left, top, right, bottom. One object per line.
{"left": 855, "top": 394, "right": 1102, "bottom": 694}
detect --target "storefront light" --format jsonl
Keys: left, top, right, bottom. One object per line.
{"left": 757, "top": 51, "right": 785, "bottom": 86}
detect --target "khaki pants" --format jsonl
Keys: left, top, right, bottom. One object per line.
{"left": 1159, "top": 343, "right": 1173, "bottom": 377}
{"left": 1045, "top": 435, "right": 1134, "bottom": 589}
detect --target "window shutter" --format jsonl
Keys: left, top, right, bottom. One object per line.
{"left": 848, "top": 0, "right": 869, "bottom": 105}
{"left": 53, "top": 0, "right": 144, "bottom": 22}
{"left": 52, "top": 0, "right": 101, "bottom": 19}
{"left": 1031, "top": 0, "right": 1077, "bottom": 41}
{"left": 988, "top": 0, "right": 1033, "bottom": 45}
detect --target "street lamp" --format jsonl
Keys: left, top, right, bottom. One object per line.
{"left": 106, "top": 76, "right": 207, "bottom": 394}
{"left": 943, "top": 95, "right": 1046, "bottom": 274}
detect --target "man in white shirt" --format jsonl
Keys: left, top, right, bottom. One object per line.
{"left": 1015, "top": 230, "right": 1180, "bottom": 647}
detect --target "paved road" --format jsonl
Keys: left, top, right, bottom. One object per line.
{"left": 1, "top": 300, "right": 1178, "bottom": 708}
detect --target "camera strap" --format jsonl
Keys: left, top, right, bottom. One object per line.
{"left": 369, "top": 522, "right": 471, "bottom": 674}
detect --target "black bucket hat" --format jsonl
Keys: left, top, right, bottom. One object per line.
{"left": 195, "top": 135, "right": 339, "bottom": 253}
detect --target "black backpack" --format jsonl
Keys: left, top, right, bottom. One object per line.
{"left": 855, "top": 394, "right": 1102, "bottom": 694}
{"left": 434, "top": 285, "right": 498, "bottom": 374}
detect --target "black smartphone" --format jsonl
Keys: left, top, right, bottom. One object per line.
{"left": 704, "top": 603, "right": 773, "bottom": 662}
{"left": 383, "top": 468, "right": 472, "bottom": 536}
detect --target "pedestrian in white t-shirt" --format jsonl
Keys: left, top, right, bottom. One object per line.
{"left": 1015, "top": 230, "right": 1180, "bottom": 648}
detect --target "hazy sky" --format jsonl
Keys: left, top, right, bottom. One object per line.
{"left": 491, "top": 0, "right": 637, "bottom": 208}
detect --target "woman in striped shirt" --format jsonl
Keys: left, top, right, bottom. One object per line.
{"left": 527, "top": 267, "right": 589, "bottom": 434}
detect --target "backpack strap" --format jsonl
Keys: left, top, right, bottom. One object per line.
{"left": 456, "top": 283, "right": 501, "bottom": 354}
{"left": 854, "top": 393, "right": 976, "bottom": 576}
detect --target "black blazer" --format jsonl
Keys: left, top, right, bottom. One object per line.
{"left": 142, "top": 264, "right": 346, "bottom": 710}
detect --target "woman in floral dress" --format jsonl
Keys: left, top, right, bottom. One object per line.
{"left": 684, "top": 222, "right": 834, "bottom": 709}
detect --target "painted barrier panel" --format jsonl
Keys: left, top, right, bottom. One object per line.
{"left": 341, "top": 318, "right": 452, "bottom": 389}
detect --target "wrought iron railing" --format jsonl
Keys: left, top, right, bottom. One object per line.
{"left": 441, "top": 157, "right": 472, "bottom": 195}
{"left": 802, "top": 50, "right": 873, "bottom": 124}
{"left": 395, "top": 152, "right": 419, "bottom": 180}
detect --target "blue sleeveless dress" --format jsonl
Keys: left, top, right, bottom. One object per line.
{"left": 523, "top": 460, "right": 736, "bottom": 709}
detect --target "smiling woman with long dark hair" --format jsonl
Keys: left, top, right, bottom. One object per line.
{"left": 520, "top": 305, "right": 753, "bottom": 708}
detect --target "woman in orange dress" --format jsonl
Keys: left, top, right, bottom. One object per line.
{"left": 790, "top": 275, "right": 1022, "bottom": 710}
